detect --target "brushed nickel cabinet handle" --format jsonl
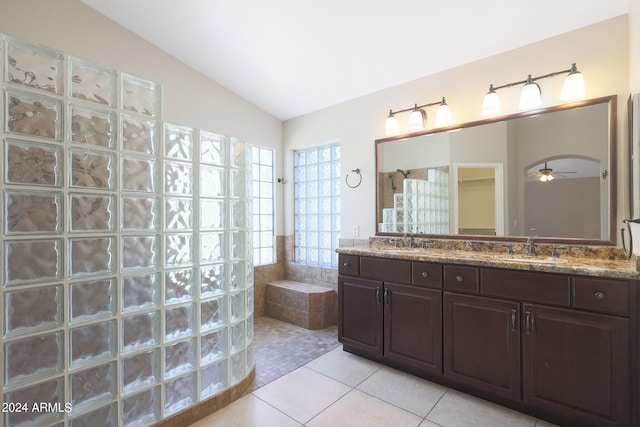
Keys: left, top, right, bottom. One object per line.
{"left": 456, "top": 275, "right": 464, "bottom": 282}
{"left": 421, "top": 271, "right": 430, "bottom": 278}
{"left": 511, "top": 309, "right": 517, "bottom": 332}
{"left": 594, "top": 291, "right": 605, "bottom": 300}
{"left": 376, "top": 287, "right": 382, "bottom": 304}
{"left": 343, "top": 261, "right": 350, "bottom": 267}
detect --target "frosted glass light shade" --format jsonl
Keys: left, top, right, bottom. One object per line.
{"left": 385, "top": 114, "right": 399, "bottom": 136}
{"left": 481, "top": 89, "right": 501, "bottom": 116}
{"left": 560, "top": 71, "right": 585, "bottom": 100}
{"left": 519, "top": 81, "right": 542, "bottom": 109}
{"left": 435, "top": 102, "right": 452, "bottom": 126}
{"left": 407, "top": 108, "right": 425, "bottom": 132}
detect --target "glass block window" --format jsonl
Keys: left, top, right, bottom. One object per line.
{"left": 251, "top": 145, "right": 275, "bottom": 265}
{"left": 293, "top": 142, "right": 341, "bottom": 268}
{"left": 1, "top": 34, "right": 253, "bottom": 426}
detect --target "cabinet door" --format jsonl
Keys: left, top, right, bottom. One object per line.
{"left": 523, "top": 304, "right": 630, "bottom": 427}
{"left": 338, "top": 275, "right": 383, "bottom": 356}
{"left": 384, "top": 283, "right": 442, "bottom": 375}
{"left": 444, "top": 293, "right": 521, "bottom": 401}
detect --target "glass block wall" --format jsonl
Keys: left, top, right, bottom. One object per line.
{"left": 293, "top": 143, "right": 340, "bottom": 268}
{"left": 251, "top": 146, "right": 275, "bottom": 266}
{"left": 1, "top": 34, "right": 253, "bottom": 426}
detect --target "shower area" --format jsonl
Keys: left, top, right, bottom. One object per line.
{"left": 1, "top": 35, "right": 254, "bottom": 426}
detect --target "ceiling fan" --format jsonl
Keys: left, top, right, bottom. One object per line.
{"left": 529, "top": 161, "right": 576, "bottom": 182}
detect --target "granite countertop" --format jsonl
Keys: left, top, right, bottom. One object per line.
{"left": 336, "top": 245, "right": 640, "bottom": 280}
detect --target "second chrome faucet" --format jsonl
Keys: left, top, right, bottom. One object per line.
{"left": 527, "top": 228, "right": 537, "bottom": 256}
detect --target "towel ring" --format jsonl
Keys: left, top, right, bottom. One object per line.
{"left": 346, "top": 168, "right": 362, "bottom": 188}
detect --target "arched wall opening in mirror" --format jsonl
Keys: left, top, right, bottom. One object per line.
{"left": 524, "top": 156, "right": 604, "bottom": 240}
{"left": 375, "top": 95, "right": 617, "bottom": 245}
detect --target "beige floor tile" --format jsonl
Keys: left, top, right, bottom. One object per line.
{"left": 252, "top": 366, "right": 351, "bottom": 424}
{"left": 427, "top": 389, "right": 536, "bottom": 427}
{"left": 189, "top": 394, "right": 300, "bottom": 427}
{"left": 305, "top": 347, "right": 382, "bottom": 386}
{"left": 307, "top": 389, "right": 424, "bottom": 427}
{"left": 357, "top": 366, "right": 447, "bottom": 417}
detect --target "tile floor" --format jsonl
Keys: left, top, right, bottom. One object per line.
{"left": 192, "top": 317, "right": 559, "bottom": 427}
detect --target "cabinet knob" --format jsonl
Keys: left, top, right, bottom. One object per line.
{"left": 343, "top": 262, "right": 350, "bottom": 267}
{"left": 421, "top": 271, "right": 430, "bottom": 278}
{"left": 456, "top": 275, "right": 464, "bottom": 282}
{"left": 594, "top": 291, "right": 605, "bottom": 300}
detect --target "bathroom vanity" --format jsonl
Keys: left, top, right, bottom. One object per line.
{"left": 336, "top": 245, "right": 639, "bottom": 427}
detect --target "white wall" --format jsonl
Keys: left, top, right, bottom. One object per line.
{"left": 284, "top": 16, "right": 630, "bottom": 243}
{"left": 631, "top": 0, "right": 640, "bottom": 93}
{"left": 0, "top": 0, "right": 286, "bottom": 234}
{"left": 629, "top": 0, "right": 640, "bottom": 254}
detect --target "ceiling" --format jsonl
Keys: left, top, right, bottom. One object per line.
{"left": 81, "top": 0, "right": 629, "bottom": 121}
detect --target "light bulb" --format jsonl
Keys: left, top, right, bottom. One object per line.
{"left": 407, "top": 105, "right": 425, "bottom": 132}
{"left": 435, "top": 98, "right": 453, "bottom": 126}
{"left": 560, "top": 65, "right": 585, "bottom": 100}
{"left": 385, "top": 111, "right": 399, "bottom": 136}
{"left": 482, "top": 85, "right": 501, "bottom": 116}
{"left": 519, "top": 76, "right": 542, "bottom": 109}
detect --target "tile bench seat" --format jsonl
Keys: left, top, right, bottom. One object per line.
{"left": 265, "top": 280, "right": 336, "bottom": 329}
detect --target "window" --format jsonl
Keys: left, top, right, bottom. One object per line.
{"left": 251, "top": 145, "right": 275, "bottom": 265}
{"left": 293, "top": 142, "right": 340, "bottom": 268}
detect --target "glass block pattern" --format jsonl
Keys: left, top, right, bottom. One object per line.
{"left": 251, "top": 145, "right": 275, "bottom": 266}
{"left": 293, "top": 142, "right": 341, "bottom": 268}
{"left": 1, "top": 34, "right": 253, "bottom": 426}
{"left": 378, "top": 170, "right": 450, "bottom": 234}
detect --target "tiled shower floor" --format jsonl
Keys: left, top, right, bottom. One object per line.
{"left": 248, "top": 316, "right": 340, "bottom": 391}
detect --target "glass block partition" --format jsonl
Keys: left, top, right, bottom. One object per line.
{"left": 1, "top": 34, "right": 254, "bottom": 426}
{"left": 379, "top": 170, "right": 450, "bottom": 234}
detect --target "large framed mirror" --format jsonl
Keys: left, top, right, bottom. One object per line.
{"left": 375, "top": 95, "right": 617, "bottom": 245}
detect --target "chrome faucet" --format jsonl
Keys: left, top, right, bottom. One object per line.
{"left": 527, "top": 228, "right": 537, "bottom": 256}
{"left": 403, "top": 233, "right": 414, "bottom": 248}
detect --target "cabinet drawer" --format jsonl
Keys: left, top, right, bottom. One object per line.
{"left": 444, "top": 265, "right": 479, "bottom": 293}
{"left": 572, "top": 277, "right": 630, "bottom": 316}
{"left": 360, "top": 256, "right": 411, "bottom": 284}
{"left": 412, "top": 262, "right": 443, "bottom": 288}
{"left": 338, "top": 254, "right": 359, "bottom": 276}
{"left": 481, "top": 268, "right": 570, "bottom": 306}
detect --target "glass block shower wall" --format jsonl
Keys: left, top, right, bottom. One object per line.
{"left": 0, "top": 34, "right": 254, "bottom": 426}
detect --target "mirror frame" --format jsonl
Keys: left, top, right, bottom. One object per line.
{"left": 375, "top": 95, "right": 618, "bottom": 245}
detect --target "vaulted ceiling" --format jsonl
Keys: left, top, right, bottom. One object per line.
{"left": 81, "top": 0, "right": 629, "bottom": 120}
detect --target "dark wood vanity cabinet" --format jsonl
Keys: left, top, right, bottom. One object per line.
{"left": 338, "top": 255, "right": 443, "bottom": 375}
{"left": 443, "top": 292, "right": 521, "bottom": 401}
{"left": 338, "top": 275, "right": 383, "bottom": 355}
{"left": 338, "top": 254, "right": 637, "bottom": 427}
{"left": 522, "top": 303, "right": 630, "bottom": 427}
{"left": 384, "top": 283, "right": 442, "bottom": 374}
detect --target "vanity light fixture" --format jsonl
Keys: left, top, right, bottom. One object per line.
{"left": 385, "top": 97, "right": 453, "bottom": 136}
{"left": 481, "top": 63, "right": 585, "bottom": 116}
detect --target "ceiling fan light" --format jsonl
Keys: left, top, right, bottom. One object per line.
{"left": 435, "top": 98, "right": 453, "bottom": 126}
{"left": 560, "top": 68, "right": 585, "bottom": 101}
{"left": 407, "top": 105, "right": 426, "bottom": 132}
{"left": 519, "top": 77, "right": 542, "bottom": 109}
{"left": 385, "top": 111, "right": 399, "bottom": 136}
{"left": 481, "top": 86, "right": 501, "bottom": 116}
